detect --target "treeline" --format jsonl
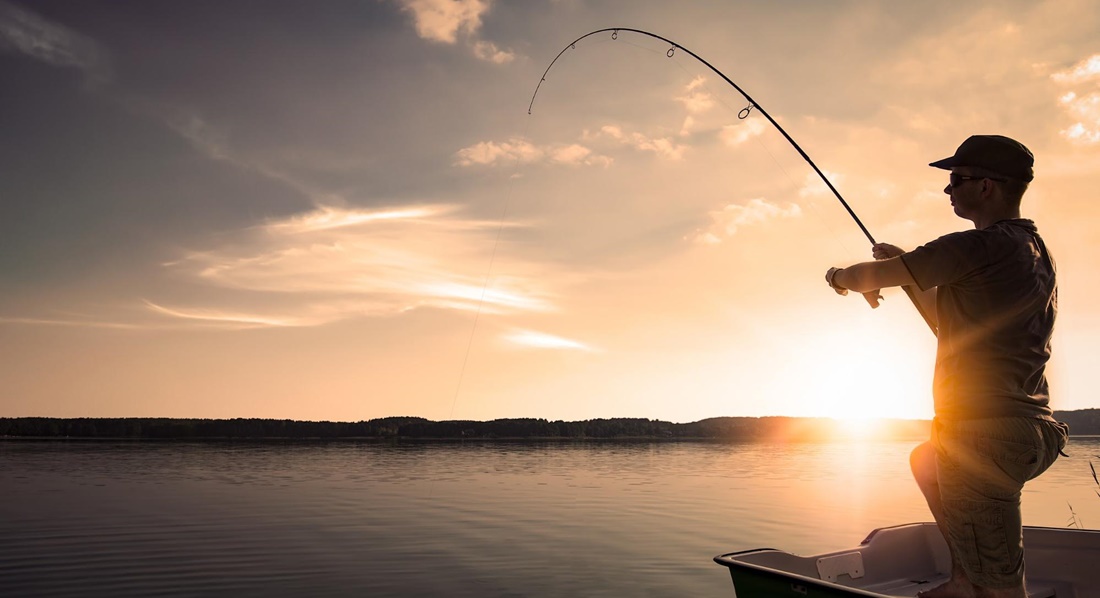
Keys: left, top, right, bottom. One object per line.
{"left": 0, "top": 417, "right": 429, "bottom": 440}
{"left": 1, "top": 410, "right": 1096, "bottom": 440}
{"left": 0, "top": 415, "right": 925, "bottom": 440}
{"left": 1054, "top": 409, "right": 1100, "bottom": 436}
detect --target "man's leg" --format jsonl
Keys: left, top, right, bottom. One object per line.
{"left": 911, "top": 441, "right": 974, "bottom": 598}
{"left": 931, "top": 419, "right": 1056, "bottom": 598}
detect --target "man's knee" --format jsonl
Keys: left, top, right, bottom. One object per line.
{"left": 910, "top": 441, "right": 937, "bottom": 490}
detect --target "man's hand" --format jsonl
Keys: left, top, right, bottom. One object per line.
{"left": 829, "top": 266, "right": 883, "bottom": 308}
{"left": 825, "top": 267, "right": 848, "bottom": 295}
{"left": 872, "top": 243, "right": 905, "bottom": 260}
{"left": 860, "top": 243, "right": 904, "bottom": 308}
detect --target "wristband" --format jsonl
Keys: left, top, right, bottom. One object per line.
{"left": 826, "top": 267, "right": 848, "bottom": 296}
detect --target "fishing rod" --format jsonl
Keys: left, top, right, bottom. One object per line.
{"left": 528, "top": 28, "right": 937, "bottom": 336}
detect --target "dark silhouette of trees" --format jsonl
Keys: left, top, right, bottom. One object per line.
{"left": 1, "top": 410, "right": 1095, "bottom": 440}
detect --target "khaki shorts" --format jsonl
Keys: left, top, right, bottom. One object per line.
{"left": 931, "top": 416, "right": 1068, "bottom": 588}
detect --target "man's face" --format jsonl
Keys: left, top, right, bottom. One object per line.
{"left": 945, "top": 168, "right": 984, "bottom": 220}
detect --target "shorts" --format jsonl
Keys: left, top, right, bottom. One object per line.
{"left": 931, "top": 416, "right": 1068, "bottom": 588}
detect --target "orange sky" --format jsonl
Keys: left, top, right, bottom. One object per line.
{"left": 2, "top": 1, "right": 1099, "bottom": 422}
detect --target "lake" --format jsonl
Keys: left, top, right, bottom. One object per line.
{"left": 2, "top": 437, "right": 1098, "bottom": 597}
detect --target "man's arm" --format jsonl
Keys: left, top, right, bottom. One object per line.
{"left": 829, "top": 256, "right": 939, "bottom": 327}
{"left": 832, "top": 257, "right": 914, "bottom": 293}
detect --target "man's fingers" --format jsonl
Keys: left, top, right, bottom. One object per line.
{"left": 863, "top": 291, "right": 882, "bottom": 308}
{"left": 872, "top": 243, "right": 905, "bottom": 260}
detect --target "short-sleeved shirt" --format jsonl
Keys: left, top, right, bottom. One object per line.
{"left": 900, "top": 219, "right": 1057, "bottom": 421}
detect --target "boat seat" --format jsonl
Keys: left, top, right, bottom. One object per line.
{"left": 816, "top": 551, "right": 864, "bottom": 582}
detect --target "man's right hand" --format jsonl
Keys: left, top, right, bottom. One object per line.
{"left": 872, "top": 243, "right": 905, "bottom": 260}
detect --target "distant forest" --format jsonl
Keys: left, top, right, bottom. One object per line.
{"left": 2, "top": 409, "right": 1098, "bottom": 440}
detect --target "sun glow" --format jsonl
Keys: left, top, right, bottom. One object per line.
{"left": 775, "top": 316, "right": 934, "bottom": 423}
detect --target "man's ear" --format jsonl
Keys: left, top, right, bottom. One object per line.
{"left": 982, "top": 178, "right": 997, "bottom": 197}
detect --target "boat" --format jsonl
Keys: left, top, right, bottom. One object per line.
{"left": 714, "top": 522, "right": 1100, "bottom": 597}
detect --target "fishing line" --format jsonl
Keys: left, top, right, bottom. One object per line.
{"left": 446, "top": 119, "right": 533, "bottom": 422}
{"left": 529, "top": 28, "right": 937, "bottom": 335}
{"left": 429, "top": 109, "right": 534, "bottom": 500}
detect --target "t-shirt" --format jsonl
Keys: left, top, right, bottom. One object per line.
{"left": 900, "top": 219, "right": 1056, "bottom": 420}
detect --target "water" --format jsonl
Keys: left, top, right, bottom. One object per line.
{"left": 2, "top": 437, "right": 1098, "bottom": 597}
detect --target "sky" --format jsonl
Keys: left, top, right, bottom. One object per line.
{"left": 2, "top": 0, "right": 1099, "bottom": 423}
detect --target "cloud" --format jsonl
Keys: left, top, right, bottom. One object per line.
{"left": 679, "top": 115, "right": 695, "bottom": 137}
{"left": 454, "top": 138, "right": 541, "bottom": 166}
{"left": 675, "top": 77, "right": 722, "bottom": 137}
{"left": 720, "top": 119, "right": 766, "bottom": 146}
{"left": 396, "top": 0, "right": 487, "bottom": 43}
{"left": 550, "top": 143, "right": 599, "bottom": 166}
{"left": 1052, "top": 55, "right": 1100, "bottom": 146}
{"left": 472, "top": 39, "right": 514, "bottom": 64}
{"left": 502, "top": 329, "right": 598, "bottom": 352}
{"left": 675, "top": 76, "right": 715, "bottom": 114}
{"left": 0, "top": 316, "right": 140, "bottom": 330}
{"left": 1051, "top": 54, "right": 1100, "bottom": 85}
{"left": 628, "top": 133, "right": 687, "bottom": 160}
{"left": 0, "top": 0, "right": 109, "bottom": 83}
{"left": 691, "top": 198, "right": 802, "bottom": 244}
{"left": 1058, "top": 92, "right": 1100, "bottom": 145}
{"left": 395, "top": 0, "right": 515, "bottom": 64}
{"left": 169, "top": 113, "right": 232, "bottom": 161}
{"left": 599, "top": 125, "right": 624, "bottom": 140}
{"left": 143, "top": 302, "right": 318, "bottom": 328}
{"left": 149, "top": 204, "right": 561, "bottom": 327}
{"left": 268, "top": 205, "right": 441, "bottom": 234}
{"left": 798, "top": 170, "right": 844, "bottom": 198}
{"left": 587, "top": 127, "right": 686, "bottom": 160}
{"left": 165, "top": 112, "right": 352, "bottom": 202}
{"left": 454, "top": 138, "right": 611, "bottom": 167}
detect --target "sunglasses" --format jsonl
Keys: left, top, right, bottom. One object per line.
{"left": 949, "top": 173, "right": 1007, "bottom": 188}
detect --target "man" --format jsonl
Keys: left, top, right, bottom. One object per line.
{"left": 824, "top": 135, "right": 1069, "bottom": 598}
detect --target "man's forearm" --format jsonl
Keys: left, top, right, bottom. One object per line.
{"left": 831, "top": 258, "right": 938, "bottom": 326}
{"left": 832, "top": 257, "right": 915, "bottom": 293}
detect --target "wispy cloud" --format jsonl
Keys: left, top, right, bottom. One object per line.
{"left": 1053, "top": 54, "right": 1100, "bottom": 146}
{"left": 454, "top": 137, "right": 612, "bottom": 167}
{"left": 143, "top": 302, "right": 317, "bottom": 329}
{"left": 149, "top": 204, "right": 562, "bottom": 327}
{"left": 0, "top": 6, "right": 352, "bottom": 208}
{"left": 690, "top": 198, "right": 802, "bottom": 245}
{"left": 0, "top": 316, "right": 140, "bottom": 330}
{"left": 502, "top": 329, "right": 598, "bottom": 352}
{"left": 395, "top": 0, "right": 515, "bottom": 64}
{"left": 586, "top": 126, "right": 687, "bottom": 161}
{"left": 0, "top": 0, "right": 109, "bottom": 83}
{"left": 165, "top": 112, "right": 353, "bottom": 202}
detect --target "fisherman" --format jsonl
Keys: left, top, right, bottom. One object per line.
{"left": 824, "top": 135, "right": 1069, "bottom": 598}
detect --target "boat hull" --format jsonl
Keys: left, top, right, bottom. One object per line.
{"left": 715, "top": 523, "right": 1100, "bottom": 598}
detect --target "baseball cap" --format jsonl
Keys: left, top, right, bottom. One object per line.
{"left": 929, "top": 135, "right": 1034, "bottom": 182}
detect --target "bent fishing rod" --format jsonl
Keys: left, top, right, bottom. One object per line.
{"left": 529, "top": 28, "right": 937, "bottom": 336}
